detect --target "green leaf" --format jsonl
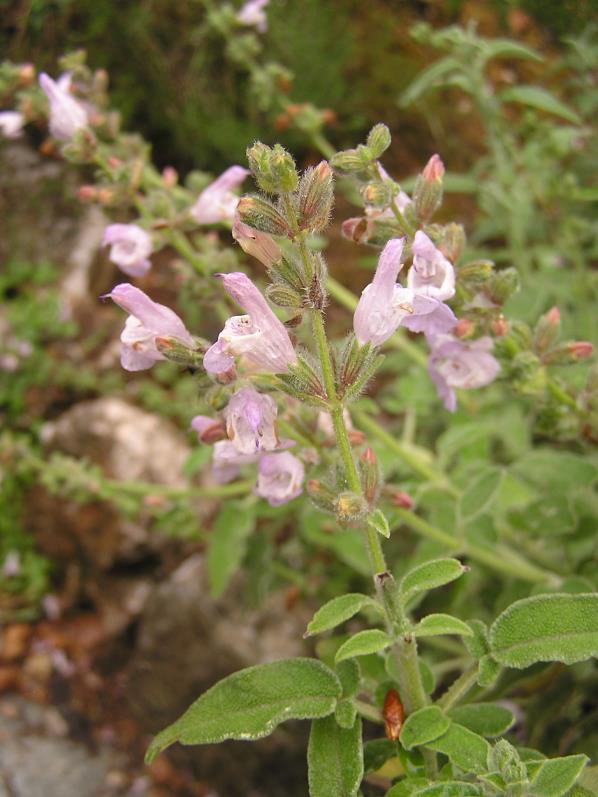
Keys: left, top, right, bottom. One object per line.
{"left": 482, "top": 39, "right": 543, "bottom": 63}
{"left": 306, "top": 594, "right": 380, "bottom": 637}
{"left": 426, "top": 723, "right": 491, "bottom": 774}
{"left": 400, "top": 57, "right": 461, "bottom": 106}
{"left": 400, "top": 558, "right": 468, "bottom": 605}
{"left": 145, "top": 658, "right": 341, "bottom": 762}
{"left": 400, "top": 706, "right": 451, "bottom": 750}
{"left": 336, "top": 659, "right": 361, "bottom": 697}
{"left": 335, "top": 630, "right": 392, "bottom": 663}
{"left": 448, "top": 703, "right": 515, "bottom": 737}
{"left": 464, "top": 620, "right": 490, "bottom": 659}
{"left": 489, "top": 593, "right": 598, "bottom": 668}
{"left": 369, "top": 508, "right": 390, "bottom": 538}
{"left": 308, "top": 715, "right": 363, "bottom": 797}
{"left": 500, "top": 86, "right": 582, "bottom": 124}
{"left": 412, "top": 783, "right": 484, "bottom": 797}
{"left": 529, "top": 754, "right": 589, "bottom": 797}
{"left": 335, "top": 698, "right": 357, "bottom": 729}
{"left": 413, "top": 614, "right": 474, "bottom": 639}
{"left": 477, "top": 655, "right": 501, "bottom": 687}
{"left": 512, "top": 451, "right": 596, "bottom": 493}
{"left": 208, "top": 502, "right": 255, "bottom": 598}
{"left": 459, "top": 468, "right": 504, "bottom": 522}
{"left": 363, "top": 738, "right": 398, "bottom": 775}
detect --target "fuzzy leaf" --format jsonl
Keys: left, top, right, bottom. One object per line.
{"left": 459, "top": 468, "right": 504, "bottom": 522}
{"left": 500, "top": 86, "right": 581, "bottom": 124}
{"left": 482, "top": 39, "right": 544, "bottom": 63}
{"left": 529, "top": 754, "right": 589, "bottom": 797}
{"left": 413, "top": 614, "right": 474, "bottom": 639}
{"left": 400, "top": 706, "right": 451, "bottom": 750}
{"left": 369, "top": 508, "right": 391, "bottom": 538}
{"left": 335, "top": 630, "right": 392, "bottom": 663}
{"left": 427, "top": 723, "right": 491, "bottom": 773}
{"left": 477, "top": 655, "right": 501, "bottom": 687}
{"left": 145, "top": 658, "right": 341, "bottom": 762}
{"left": 489, "top": 593, "right": 598, "bottom": 668}
{"left": 306, "top": 594, "right": 380, "bottom": 637}
{"left": 400, "top": 559, "right": 468, "bottom": 606}
{"left": 208, "top": 503, "right": 255, "bottom": 598}
{"left": 336, "top": 659, "right": 361, "bottom": 697}
{"left": 335, "top": 698, "right": 358, "bottom": 729}
{"left": 308, "top": 715, "right": 363, "bottom": 797}
{"left": 448, "top": 703, "right": 515, "bottom": 737}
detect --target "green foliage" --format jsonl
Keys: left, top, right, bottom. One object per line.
{"left": 529, "top": 754, "right": 589, "bottom": 797}
{"left": 400, "top": 559, "right": 468, "bottom": 606}
{"left": 335, "top": 630, "right": 392, "bottom": 663}
{"left": 308, "top": 715, "right": 363, "bottom": 797}
{"left": 145, "top": 658, "right": 341, "bottom": 762}
{"left": 207, "top": 501, "right": 256, "bottom": 597}
{"left": 426, "top": 723, "right": 491, "bottom": 774}
{"left": 412, "top": 614, "right": 473, "bottom": 639}
{"left": 400, "top": 707, "right": 451, "bottom": 751}
{"left": 305, "top": 593, "right": 381, "bottom": 637}
{"left": 447, "top": 704, "right": 515, "bottom": 738}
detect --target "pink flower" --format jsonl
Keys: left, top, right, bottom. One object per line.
{"left": 237, "top": 0, "right": 270, "bottom": 33}
{"left": 212, "top": 440, "right": 260, "bottom": 484}
{"left": 190, "top": 415, "right": 226, "bottom": 444}
{"left": 428, "top": 335, "right": 500, "bottom": 412}
{"left": 407, "top": 230, "right": 455, "bottom": 301}
{"left": 39, "top": 72, "right": 87, "bottom": 141}
{"left": 224, "top": 387, "right": 279, "bottom": 454}
{"left": 190, "top": 166, "right": 250, "bottom": 225}
{"left": 0, "top": 111, "right": 25, "bottom": 139}
{"left": 422, "top": 154, "right": 445, "bottom": 183}
{"left": 102, "top": 224, "right": 153, "bottom": 278}
{"left": 108, "top": 283, "right": 194, "bottom": 371}
{"left": 232, "top": 216, "right": 282, "bottom": 267}
{"left": 255, "top": 451, "right": 304, "bottom": 506}
{"left": 204, "top": 272, "right": 297, "bottom": 376}
{"left": 354, "top": 238, "right": 457, "bottom": 346}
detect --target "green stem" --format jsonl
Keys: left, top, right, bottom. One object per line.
{"left": 354, "top": 699, "right": 383, "bottom": 724}
{"left": 436, "top": 666, "right": 479, "bottom": 712}
{"left": 390, "top": 198, "right": 417, "bottom": 238}
{"left": 168, "top": 230, "right": 208, "bottom": 277}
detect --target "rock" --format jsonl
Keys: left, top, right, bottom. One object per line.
{"left": 128, "top": 555, "right": 311, "bottom": 797}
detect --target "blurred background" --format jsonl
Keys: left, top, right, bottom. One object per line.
{"left": 1, "top": 2, "right": 597, "bottom": 796}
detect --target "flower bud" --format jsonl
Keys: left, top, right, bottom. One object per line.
{"left": 236, "top": 196, "right": 291, "bottom": 236}
{"left": 307, "top": 479, "right": 337, "bottom": 513}
{"left": 388, "top": 489, "right": 414, "bottom": 510}
{"left": 335, "top": 491, "right": 369, "bottom": 525}
{"left": 360, "top": 447, "right": 380, "bottom": 505}
{"left": 422, "top": 153, "right": 445, "bottom": 183}
{"left": 162, "top": 166, "right": 178, "bottom": 187}
{"left": 544, "top": 341, "right": 594, "bottom": 364}
{"left": 457, "top": 259, "right": 494, "bottom": 283}
{"left": 412, "top": 155, "right": 445, "bottom": 222}
{"left": 488, "top": 267, "right": 520, "bottom": 304}
{"left": 366, "top": 123, "right": 391, "bottom": 158}
{"left": 492, "top": 315, "right": 509, "bottom": 337}
{"left": 438, "top": 223, "right": 466, "bottom": 262}
{"left": 361, "top": 180, "right": 394, "bottom": 208}
{"left": 455, "top": 318, "right": 475, "bottom": 339}
{"left": 155, "top": 336, "right": 203, "bottom": 367}
{"left": 568, "top": 341, "right": 594, "bottom": 360}
{"left": 247, "top": 141, "right": 298, "bottom": 194}
{"left": 77, "top": 184, "right": 97, "bottom": 202}
{"left": 330, "top": 146, "right": 371, "bottom": 174}
{"left": 533, "top": 306, "right": 561, "bottom": 354}
{"left": 298, "top": 161, "right": 334, "bottom": 233}
{"left": 19, "top": 63, "right": 36, "bottom": 86}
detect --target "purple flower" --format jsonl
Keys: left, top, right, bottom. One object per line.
{"left": 232, "top": 216, "right": 282, "bottom": 267}
{"left": 407, "top": 231, "right": 455, "bottom": 301}
{"left": 224, "top": 387, "right": 279, "bottom": 454}
{"left": 102, "top": 224, "right": 152, "bottom": 278}
{"left": 400, "top": 293, "right": 457, "bottom": 338}
{"left": 237, "top": 0, "right": 270, "bottom": 33}
{"left": 190, "top": 415, "right": 226, "bottom": 444}
{"left": 108, "top": 283, "right": 194, "bottom": 371}
{"left": 190, "top": 165, "right": 250, "bottom": 225}
{"left": 255, "top": 451, "right": 304, "bottom": 506}
{"left": 429, "top": 335, "right": 500, "bottom": 412}
{"left": 212, "top": 440, "right": 260, "bottom": 484}
{"left": 204, "top": 272, "right": 297, "bottom": 376}
{"left": 0, "top": 111, "right": 25, "bottom": 139}
{"left": 39, "top": 72, "right": 87, "bottom": 141}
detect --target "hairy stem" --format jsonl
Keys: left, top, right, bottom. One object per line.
{"left": 436, "top": 666, "right": 479, "bottom": 712}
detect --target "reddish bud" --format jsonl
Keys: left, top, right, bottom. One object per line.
{"left": 107, "top": 156, "right": 122, "bottom": 169}
{"left": 144, "top": 494, "right": 168, "bottom": 507}
{"left": 362, "top": 447, "right": 376, "bottom": 465}
{"left": 422, "top": 154, "right": 445, "bottom": 183}
{"left": 389, "top": 489, "right": 415, "bottom": 510}
{"left": 383, "top": 688, "right": 405, "bottom": 741}
{"left": 569, "top": 341, "right": 594, "bottom": 360}
{"left": 455, "top": 318, "right": 475, "bottom": 339}
{"left": 348, "top": 430, "right": 366, "bottom": 446}
{"left": 96, "top": 188, "right": 114, "bottom": 205}
{"left": 321, "top": 109, "right": 337, "bottom": 126}
{"left": 492, "top": 315, "right": 509, "bottom": 337}
{"left": 77, "top": 185, "right": 97, "bottom": 202}
{"left": 547, "top": 306, "right": 561, "bottom": 326}
{"left": 19, "top": 63, "right": 36, "bottom": 86}
{"left": 162, "top": 166, "right": 178, "bottom": 187}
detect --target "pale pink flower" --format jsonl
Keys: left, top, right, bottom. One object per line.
{"left": 1, "top": 551, "right": 21, "bottom": 578}
{"left": 212, "top": 440, "right": 260, "bottom": 484}
{"left": 232, "top": 216, "right": 282, "bottom": 267}
{"left": 190, "top": 415, "right": 226, "bottom": 444}
{"left": 429, "top": 335, "right": 500, "bottom": 412}
{"left": 422, "top": 154, "right": 445, "bottom": 183}
{"left": 39, "top": 72, "right": 87, "bottom": 141}
{"left": 0, "top": 111, "right": 25, "bottom": 139}
{"left": 408, "top": 230, "right": 455, "bottom": 302}
{"left": 237, "top": 0, "right": 270, "bottom": 33}
{"left": 204, "top": 272, "right": 297, "bottom": 376}
{"left": 103, "top": 224, "right": 152, "bottom": 278}
{"left": 224, "top": 387, "right": 279, "bottom": 454}
{"left": 190, "top": 166, "right": 250, "bottom": 225}
{"left": 255, "top": 451, "right": 304, "bottom": 506}
{"left": 108, "top": 283, "right": 194, "bottom": 371}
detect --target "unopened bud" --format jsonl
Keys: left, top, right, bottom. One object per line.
{"left": 162, "top": 166, "right": 178, "bottom": 187}
{"left": 362, "top": 180, "right": 394, "bottom": 208}
{"left": 457, "top": 259, "right": 494, "bottom": 283}
{"left": 307, "top": 479, "right": 337, "bottom": 513}
{"left": 335, "top": 491, "right": 369, "bottom": 524}
{"left": 321, "top": 109, "right": 337, "bottom": 126}
{"left": 77, "top": 184, "right": 97, "bottom": 202}
{"left": 330, "top": 147, "right": 371, "bottom": 174}
{"left": 422, "top": 153, "right": 445, "bottom": 183}
{"left": 389, "top": 489, "right": 414, "bottom": 510}
{"left": 455, "top": 318, "right": 475, "bottom": 339}
{"left": 348, "top": 429, "right": 366, "bottom": 445}
{"left": 360, "top": 447, "right": 380, "bottom": 504}
{"left": 247, "top": 141, "right": 298, "bottom": 194}
{"left": 155, "top": 336, "right": 202, "bottom": 367}
{"left": 298, "top": 161, "right": 334, "bottom": 233}
{"left": 19, "top": 63, "right": 36, "bottom": 86}
{"left": 107, "top": 156, "right": 122, "bottom": 169}
{"left": 237, "top": 196, "right": 291, "bottom": 237}
{"left": 533, "top": 306, "right": 561, "bottom": 354}
{"left": 438, "top": 223, "right": 466, "bottom": 262}
{"left": 94, "top": 68, "right": 109, "bottom": 91}
{"left": 569, "top": 341, "right": 594, "bottom": 360}
{"left": 366, "top": 123, "right": 391, "bottom": 159}
{"left": 96, "top": 188, "right": 115, "bottom": 205}
{"left": 546, "top": 341, "right": 595, "bottom": 364}
{"left": 492, "top": 315, "right": 509, "bottom": 337}
{"left": 488, "top": 267, "right": 520, "bottom": 304}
